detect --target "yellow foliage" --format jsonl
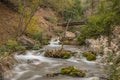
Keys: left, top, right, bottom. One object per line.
{"left": 26, "top": 16, "right": 41, "bottom": 35}
{"left": 6, "top": 39, "right": 18, "bottom": 47}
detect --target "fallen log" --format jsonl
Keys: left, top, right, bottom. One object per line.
{"left": 57, "top": 21, "right": 85, "bottom": 27}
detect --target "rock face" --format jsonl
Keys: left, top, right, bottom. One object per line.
{"left": 18, "top": 35, "right": 34, "bottom": 48}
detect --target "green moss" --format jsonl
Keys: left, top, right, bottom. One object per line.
{"left": 86, "top": 53, "right": 96, "bottom": 61}
{"left": 60, "top": 66, "right": 85, "bottom": 77}
{"left": 61, "top": 52, "right": 70, "bottom": 59}
{"left": 82, "top": 51, "right": 96, "bottom": 61}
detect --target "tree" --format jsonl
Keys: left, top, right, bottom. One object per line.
{"left": 17, "top": 0, "right": 41, "bottom": 37}
{"left": 78, "top": 0, "right": 120, "bottom": 46}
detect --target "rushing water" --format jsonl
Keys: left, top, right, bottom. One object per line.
{"left": 5, "top": 38, "right": 107, "bottom": 80}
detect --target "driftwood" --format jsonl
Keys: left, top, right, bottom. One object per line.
{"left": 57, "top": 21, "right": 85, "bottom": 27}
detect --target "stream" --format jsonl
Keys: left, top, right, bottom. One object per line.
{"left": 5, "top": 38, "right": 107, "bottom": 80}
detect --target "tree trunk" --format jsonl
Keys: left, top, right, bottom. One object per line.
{"left": 60, "top": 19, "right": 71, "bottom": 50}
{"left": 57, "top": 21, "right": 85, "bottom": 27}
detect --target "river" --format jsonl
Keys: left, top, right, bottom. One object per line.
{"left": 5, "top": 38, "right": 107, "bottom": 80}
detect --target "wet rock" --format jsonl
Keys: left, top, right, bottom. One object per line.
{"left": 44, "top": 49, "right": 71, "bottom": 59}
{"left": 82, "top": 51, "right": 96, "bottom": 61}
{"left": 60, "top": 66, "right": 86, "bottom": 77}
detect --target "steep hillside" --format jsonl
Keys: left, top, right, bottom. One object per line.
{"left": 0, "top": 2, "right": 62, "bottom": 45}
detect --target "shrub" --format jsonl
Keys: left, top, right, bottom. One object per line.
{"left": 0, "top": 45, "right": 9, "bottom": 53}
{"left": 6, "top": 40, "right": 18, "bottom": 47}
{"left": 32, "top": 41, "right": 41, "bottom": 50}
{"left": 60, "top": 0, "right": 82, "bottom": 21}
{"left": 6, "top": 39, "right": 18, "bottom": 50}
{"left": 6, "top": 39, "right": 26, "bottom": 52}
{"left": 77, "top": 35, "right": 86, "bottom": 45}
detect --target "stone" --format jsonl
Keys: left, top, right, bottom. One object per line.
{"left": 65, "top": 31, "right": 76, "bottom": 39}
{"left": 17, "top": 35, "right": 34, "bottom": 48}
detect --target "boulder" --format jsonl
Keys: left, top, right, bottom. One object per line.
{"left": 65, "top": 31, "right": 76, "bottom": 39}
{"left": 17, "top": 35, "right": 34, "bottom": 48}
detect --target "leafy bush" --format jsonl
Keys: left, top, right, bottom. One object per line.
{"left": 0, "top": 45, "right": 9, "bottom": 56}
{"left": 6, "top": 40, "right": 18, "bottom": 50}
{"left": 77, "top": 35, "right": 86, "bottom": 45}
{"left": 60, "top": 0, "right": 82, "bottom": 21}
{"left": 0, "top": 40, "right": 26, "bottom": 57}
{"left": 6, "top": 39, "right": 26, "bottom": 52}
{"left": 29, "top": 31, "right": 43, "bottom": 40}
{"left": 32, "top": 41, "right": 41, "bottom": 50}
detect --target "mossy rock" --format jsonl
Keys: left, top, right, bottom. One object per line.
{"left": 44, "top": 49, "right": 71, "bottom": 59}
{"left": 60, "top": 66, "right": 85, "bottom": 77}
{"left": 82, "top": 51, "right": 96, "bottom": 61}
